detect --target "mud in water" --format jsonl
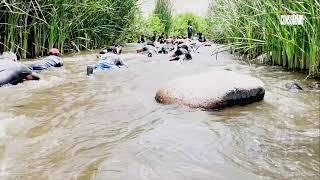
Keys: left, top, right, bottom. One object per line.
{"left": 0, "top": 44, "right": 319, "bottom": 180}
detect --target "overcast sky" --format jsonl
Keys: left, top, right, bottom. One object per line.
{"left": 139, "top": 0, "right": 211, "bottom": 17}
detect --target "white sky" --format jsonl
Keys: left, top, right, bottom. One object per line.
{"left": 139, "top": 0, "right": 211, "bottom": 17}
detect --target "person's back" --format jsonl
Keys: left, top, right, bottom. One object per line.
{"left": 0, "top": 56, "right": 39, "bottom": 86}
{"left": 30, "top": 48, "right": 63, "bottom": 71}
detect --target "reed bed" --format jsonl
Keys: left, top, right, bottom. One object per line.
{"left": 0, "top": 0, "right": 138, "bottom": 58}
{"left": 208, "top": 0, "right": 320, "bottom": 76}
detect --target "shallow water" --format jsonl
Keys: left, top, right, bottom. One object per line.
{"left": 0, "top": 44, "right": 319, "bottom": 180}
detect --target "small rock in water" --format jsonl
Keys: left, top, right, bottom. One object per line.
{"left": 155, "top": 70, "right": 265, "bottom": 110}
{"left": 285, "top": 82, "right": 303, "bottom": 91}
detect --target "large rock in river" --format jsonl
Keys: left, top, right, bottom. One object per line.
{"left": 155, "top": 71, "right": 265, "bottom": 110}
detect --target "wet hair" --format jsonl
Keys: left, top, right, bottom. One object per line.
{"left": 49, "top": 52, "right": 58, "bottom": 56}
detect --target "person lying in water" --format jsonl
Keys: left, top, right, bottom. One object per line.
{"left": 169, "top": 46, "right": 192, "bottom": 62}
{"left": 136, "top": 45, "right": 159, "bottom": 57}
{"left": 0, "top": 52, "right": 39, "bottom": 87}
{"left": 159, "top": 40, "right": 175, "bottom": 54}
{"left": 29, "top": 48, "right": 63, "bottom": 71}
{"left": 87, "top": 47, "right": 128, "bottom": 76}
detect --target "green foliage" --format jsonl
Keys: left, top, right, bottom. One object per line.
{"left": 171, "top": 13, "right": 209, "bottom": 37}
{"left": 122, "top": 10, "right": 151, "bottom": 43}
{"left": 149, "top": 16, "right": 166, "bottom": 34}
{"left": 1, "top": 0, "right": 138, "bottom": 58}
{"left": 153, "top": 0, "right": 173, "bottom": 34}
{"left": 208, "top": 0, "right": 320, "bottom": 76}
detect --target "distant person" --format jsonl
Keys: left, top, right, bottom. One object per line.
{"left": 136, "top": 45, "right": 159, "bottom": 57}
{"left": 151, "top": 33, "right": 157, "bottom": 42}
{"left": 87, "top": 46, "right": 128, "bottom": 76}
{"left": 188, "top": 24, "right": 193, "bottom": 39}
{"left": 158, "top": 32, "right": 165, "bottom": 44}
{"left": 138, "top": 35, "right": 145, "bottom": 43}
{"left": 0, "top": 52, "right": 39, "bottom": 86}
{"left": 29, "top": 48, "right": 63, "bottom": 71}
{"left": 198, "top": 33, "right": 207, "bottom": 42}
{"left": 100, "top": 45, "right": 122, "bottom": 54}
{"left": 169, "top": 46, "right": 192, "bottom": 62}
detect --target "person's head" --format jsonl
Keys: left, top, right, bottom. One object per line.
{"left": 141, "top": 35, "right": 144, "bottom": 38}
{"left": 25, "top": 73, "right": 40, "bottom": 81}
{"left": 49, "top": 48, "right": 60, "bottom": 56}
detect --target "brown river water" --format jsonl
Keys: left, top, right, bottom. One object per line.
{"left": 0, "top": 44, "right": 319, "bottom": 180}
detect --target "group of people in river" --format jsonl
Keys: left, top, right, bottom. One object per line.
{"left": 0, "top": 48, "right": 63, "bottom": 87}
{"left": 0, "top": 23, "right": 210, "bottom": 87}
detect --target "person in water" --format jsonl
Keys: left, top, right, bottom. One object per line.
{"left": 158, "top": 32, "right": 165, "bottom": 44}
{"left": 136, "top": 45, "right": 159, "bottom": 57}
{"left": 0, "top": 52, "right": 39, "bottom": 87}
{"left": 87, "top": 47, "right": 128, "bottom": 76}
{"left": 151, "top": 33, "right": 157, "bottom": 42}
{"left": 169, "top": 45, "right": 192, "bottom": 62}
{"left": 29, "top": 48, "right": 63, "bottom": 71}
{"left": 159, "top": 40, "right": 175, "bottom": 54}
{"left": 198, "top": 32, "right": 207, "bottom": 42}
{"left": 138, "top": 35, "right": 145, "bottom": 43}
{"left": 188, "top": 24, "right": 193, "bottom": 39}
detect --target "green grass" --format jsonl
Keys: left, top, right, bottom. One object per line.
{"left": 0, "top": 0, "right": 138, "bottom": 58}
{"left": 208, "top": 0, "right": 320, "bottom": 77}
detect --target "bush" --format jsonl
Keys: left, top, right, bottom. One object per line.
{"left": 171, "top": 13, "right": 209, "bottom": 37}
{"left": 153, "top": 0, "right": 173, "bottom": 34}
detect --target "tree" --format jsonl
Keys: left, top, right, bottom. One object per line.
{"left": 153, "top": 0, "right": 173, "bottom": 34}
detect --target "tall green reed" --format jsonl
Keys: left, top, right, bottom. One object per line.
{"left": 208, "top": 0, "right": 320, "bottom": 76}
{"left": 0, "top": 0, "right": 138, "bottom": 59}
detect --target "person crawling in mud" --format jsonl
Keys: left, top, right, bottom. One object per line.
{"left": 136, "top": 45, "right": 159, "bottom": 57}
{"left": 29, "top": 48, "right": 63, "bottom": 71}
{"left": 87, "top": 46, "right": 128, "bottom": 76}
{"left": 100, "top": 45, "right": 122, "bottom": 54}
{"left": 159, "top": 40, "right": 175, "bottom": 54}
{"left": 0, "top": 52, "right": 39, "bottom": 87}
{"left": 169, "top": 45, "right": 192, "bottom": 62}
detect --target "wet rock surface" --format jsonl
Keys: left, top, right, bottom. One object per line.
{"left": 155, "top": 70, "right": 265, "bottom": 110}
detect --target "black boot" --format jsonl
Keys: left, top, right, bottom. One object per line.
{"left": 87, "top": 65, "right": 94, "bottom": 76}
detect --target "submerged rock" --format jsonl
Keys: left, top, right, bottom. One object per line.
{"left": 155, "top": 71, "right": 265, "bottom": 110}
{"left": 285, "top": 82, "right": 303, "bottom": 91}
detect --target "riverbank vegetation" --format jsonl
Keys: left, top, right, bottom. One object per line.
{"left": 207, "top": 0, "right": 320, "bottom": 76}
{"left": 0, "top": 0, "right": 138, "bottom": 59}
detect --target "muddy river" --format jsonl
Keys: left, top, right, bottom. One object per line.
{"left": 0, "top": 44, "right": 319, "bottom": 179}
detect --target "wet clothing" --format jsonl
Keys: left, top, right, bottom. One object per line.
{"left": 30, "top": 55, "right": 63, "bottom": 71}
{"left": 160, "top": 43, "right": 175, "bottom": 54}
{"left": 99, "top": 53, "right": 128, "bottom": 67}
{"left": 0, "top": 61, "right": 37, "bottom": 86}
{"left": 198, "top": 35, "right": 207, "bottom": 42}
{"left": 158, "top": 34, "right": 165, "bottom": 44}
{"left": 151, "top": 35, "right": 156, "bottom": 42}
{"left": 170, "top": 47, "right": 192, "bottom": 61}
{"left": 138, "top": 36, "right": 145, "bottom": 43}
{"left": 141, "top": 45, "right": 159, "bottom": 57}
